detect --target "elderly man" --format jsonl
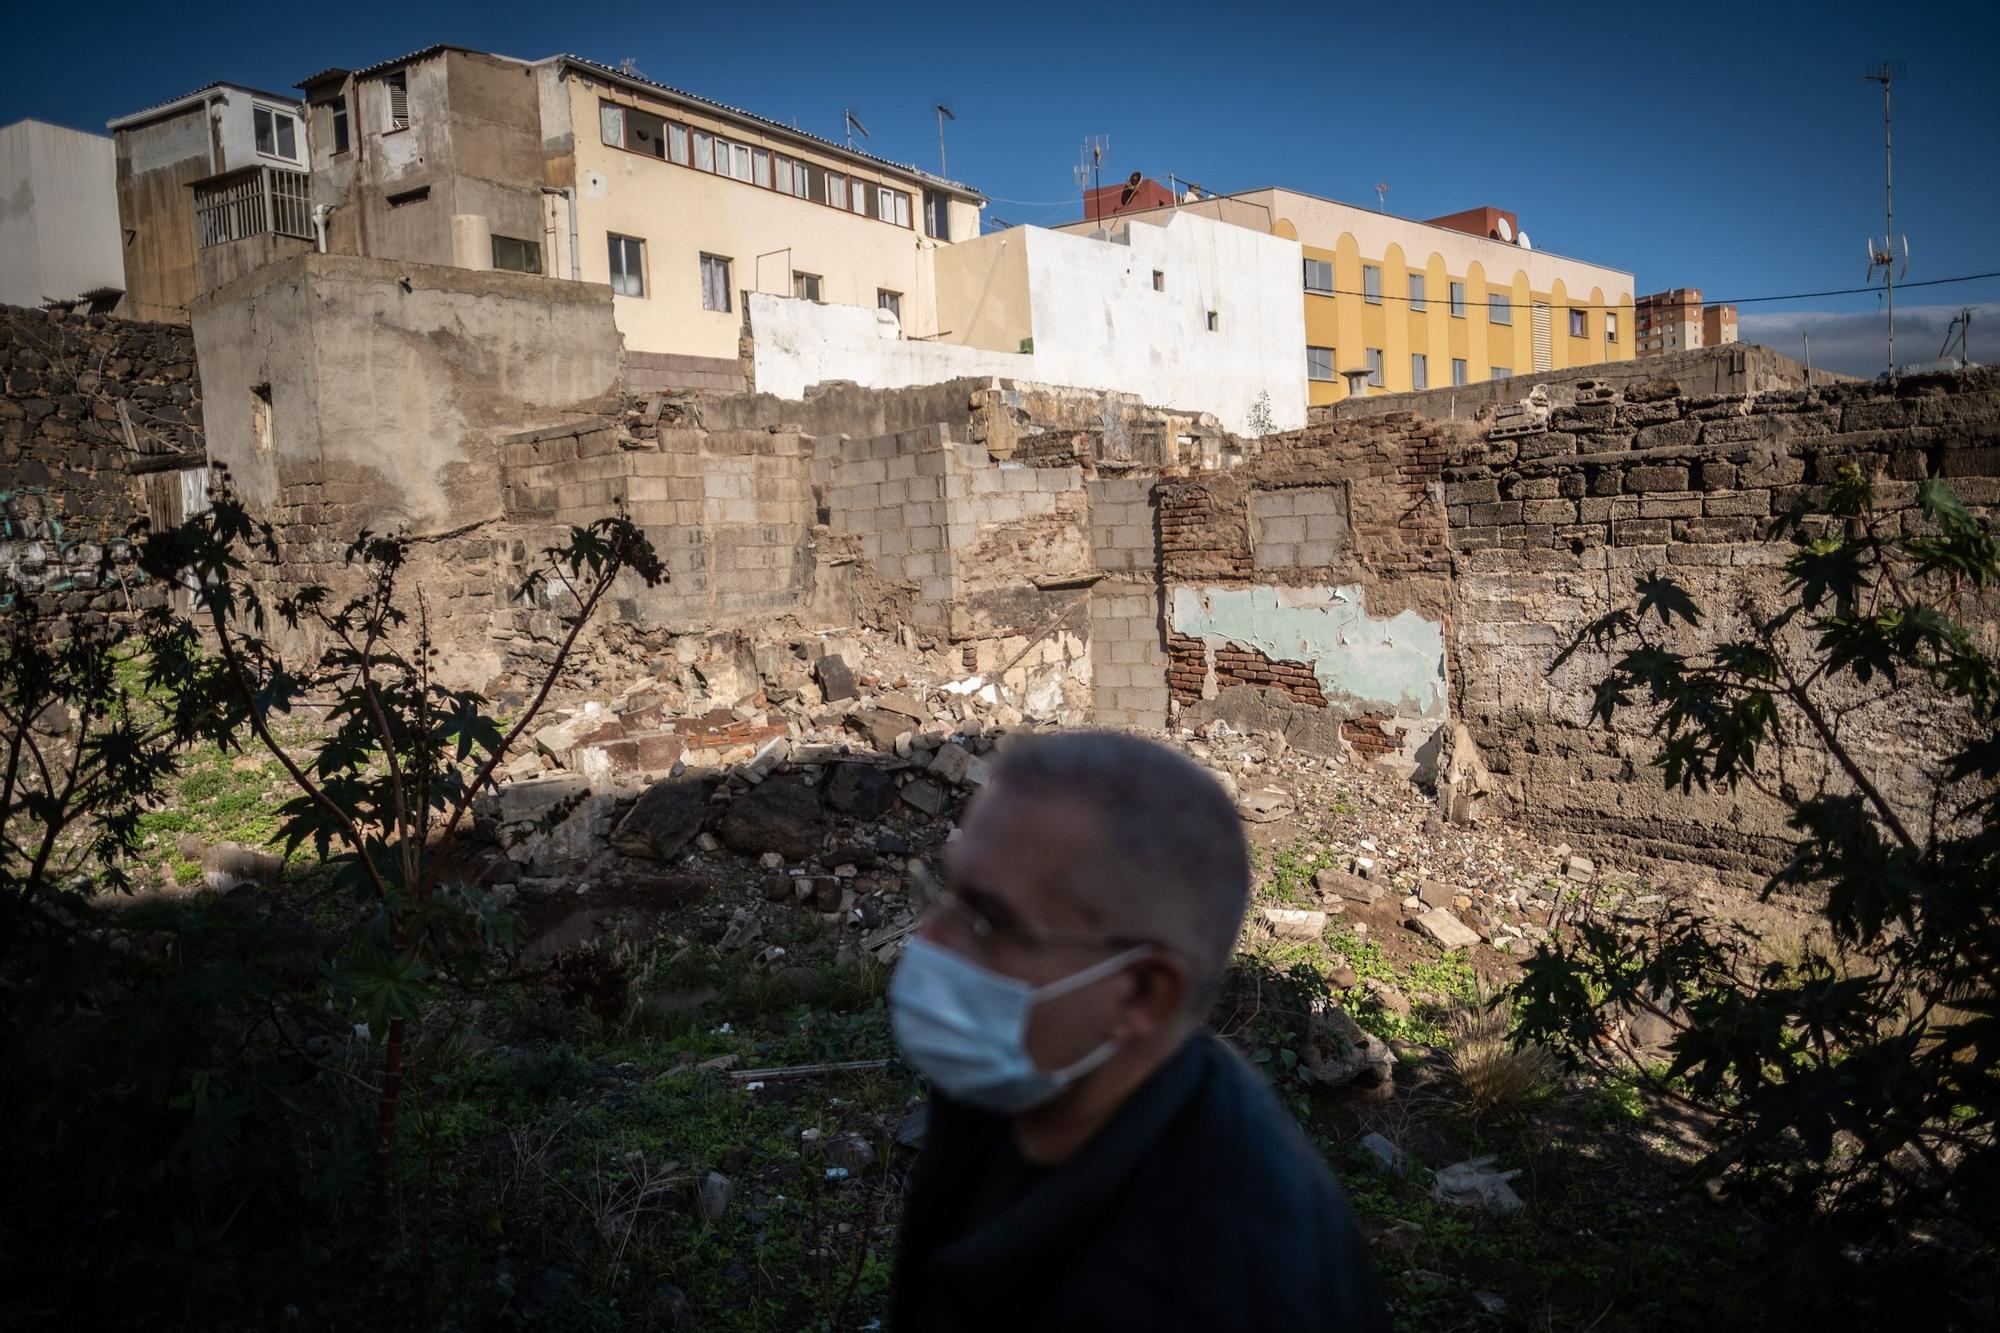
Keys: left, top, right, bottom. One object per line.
{"left": 889, "top": 731, "right": 1389, "bottom": 1332}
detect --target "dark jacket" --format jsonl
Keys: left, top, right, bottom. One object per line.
{"left": 892, "top": 1032, "right": 1391, "bottom": 1332}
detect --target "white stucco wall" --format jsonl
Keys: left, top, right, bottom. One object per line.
{"left": 0, "top": 120, "right": 122, "bottom": 307}
{"left": 749, "top": 210, "right": 1307, "bottom": 435}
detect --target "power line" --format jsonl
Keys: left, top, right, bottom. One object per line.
{"left": 1307, "top": 269, "right": 2000, "bottom": 312}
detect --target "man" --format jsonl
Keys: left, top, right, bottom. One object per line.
{"left": 889, "top": 731, "right": 1389, "bottom": 1332}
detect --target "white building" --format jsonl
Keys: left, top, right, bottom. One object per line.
{"left": 749, "top": 209, "right": 1308, "bottom": 436}
{"left": 0, "top": 119, "right": 123, "bottom": 311}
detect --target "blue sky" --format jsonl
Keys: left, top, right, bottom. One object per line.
{"left": 10, "top": 0, "right": 1996, "bottom": 374}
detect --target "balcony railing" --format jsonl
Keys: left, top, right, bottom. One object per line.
{"left": 192, "top": 166, "right": 313, "bottom": 249}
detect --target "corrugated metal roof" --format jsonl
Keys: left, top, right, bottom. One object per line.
{"left": 349, "top": 43, "right": 527, "bottom": 82}
{"left": 553, "top": 54, "right": 984, "bottom": 202}
{"left": 107, "top": 81, "right": 301, "bottom": 131}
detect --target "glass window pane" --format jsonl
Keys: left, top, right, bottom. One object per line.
{"left": 276, "top": 115, "right": 296, "bottom": 159}
{"left": 1409, "top": 274, "right": 1425, "bottom": 311}
{"left": 694, "top": 131, "right": 713, "bottom": 172}
{"left": 255, "top": 108, "right": 274, "bottom": 156}
{"left": 733, "top": 144, "right": 751, "bottom": 180}
{"left": 753, "top": 149, "right": 771, "bottom": 188}
{"left": 668, "top": 123, "right": 689, "bottom": 164}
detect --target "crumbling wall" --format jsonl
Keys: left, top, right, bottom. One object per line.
{"left": 1, "top": 305, "right": 206, "bottom": 620}
{"left": 1448, "top": 368, "right": 2000, "bottom": 876}
{"left": 1157, "top": 415, "right": 1456, "bottom": 757}
{"left": 1087, "top": 476, "right": 1167, "bottom": 728}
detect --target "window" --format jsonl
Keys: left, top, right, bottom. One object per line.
{"left": 753, "top": 149, "right": 771, "bottom": 188}
{"left": 894, "top": 192, "right": 911, "bottom": 227}
{"left": 878, "top": 289, "right": 902, "bottom": 324}
{"left": 1570, "top": 308, "right": 1587, "bottom": 338}
{"left": 693, "top": 130, "right": 714, "bottom": 172}
{"left": 1411, "top": 353, "right": 1428, "bottom": 390}
{"left": 1362, "top": 264, "right": 1382, "bottom": 304}
{"left": 1606, "top": 311, "right": 1619, "bottom": 342}
{"left": 608, "top": 234, "right": 645, "bottom": 297}
{"left": 492, "top": 235, "right": 541, "bottom": 274}
{"left": 1206, "top": 311, "right": 1220, "bottom": 332}
{"left": 383, "top": 71, "right": 409, "bottom": 131}
{"left": 793, "top": 272, "right": 823, "bottom": 302}
{"left": 1365, "top": 348, "right": 1384, "bottom": 387}
{"left": 386, "top": 186, "right": 429, "bottom": 207}
{"left": 1306, "top": 346, "right": 1335, "bottom": 381}
{"left": 1490, "top": 293, "right": 1512, "bottom": 325}
{"left": 1491, "top": 365, "right": 1513, "bottom": 379}
{"left": 1451, "top": 358, "right": 1467, "bottom": 386}
{"left": 923, "top": 189, "right": 949, "bottom": 240}
{"left": 1152, "top": 270, "right": 1165, "bottom": 292}
{"left": 825, "top": 171, "right": 846, "bottom": 208}
{"left": 1303, "top": 258, "right": 1333, "bottom": 294}
{"left": 1409, "top": 273, "right": 1426, "bottom": 312}
{"left": 1449, "top": 281, "right": 1466, "bottom": 318}
{"left": 668, "top": 123, "right": 689, "bottom": 165}
{"left": 775, "top": 155, "right": 795, "bottom": 195}
{"left": 253, "top": 105, "right": 298, "bottom": 161}
{"left": 851, "top": 178, "right": 868, "bottom": 214}
{"left": 628, "top": 108, "right": 669, "bottom": 159}
{"left": 700, "top": 253, "right": 731, "bottom": 312}
{"left": 329, "top": 98, "right": 350, "bottom": 154}
{"left": 732, "top": 143, "right": 752, "bottom": 182}
{"left": 251, "top": 383, "right": 273, "bottom": 454}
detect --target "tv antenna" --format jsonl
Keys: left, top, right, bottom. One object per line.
{"left": 1076, "top": 135, "right": 1108, "bottom": 219}
{"left": 843, "top": 107, "right": 870, "bottom": 150}
{"left": 1374, "top": 181, "right": 1389, "bottom": 212}
{"left": 934, "top": 101, "right": 955, "bottom": 176}
{"left": 1939, "top": 306, "right": 1973, "bottom": 369}
{"left": 1863, "top": 60, "right": 1908, "bottom": 377}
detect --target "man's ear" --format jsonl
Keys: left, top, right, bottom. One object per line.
{"left": 1113, "top": 952, "right": 1190, "bottom": 1039}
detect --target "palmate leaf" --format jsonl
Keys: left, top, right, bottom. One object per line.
{"left": 1786, "top": 538, "right": 1869, "bottom": 613}
{"left": 1634, "top": 574, "right": 1702, "bottom": 628}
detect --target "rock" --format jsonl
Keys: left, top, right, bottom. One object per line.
{"left": 900, "top": 779, "right": 949, "bottom": 817}
{"left": 873, "top": 691, "right": 929, "bottom": 722}
{"left": 927, "top": 741, "right": 977, "bottom": 786}
{"left": 758, "top": 851, "right": 785, "bottom": 870}
{"left": 501, "top": 750, "right": 544, "bottom": 782}
{"left": 812, "top": 879, "right": 842, "bottom": 912}
{"left": 894, "top": 1104, "right": 929, "bottom": 1149}
{"left": 815, "top": 654, "right": 857, "bottom": 702}
{"left": 717, "top": 776, "right": 827, "bottom": 859}
{"left": 825, "top": 1133, "right": 876, "bottom": 1173}
{"left": 1565, "top": 854, "right": 1597, "bottom": 882}
{"left": 1304, "top": 1002, "right": 1396, "bottom": 1088}
{"left": 200, "top": 842, "right": 284, "bottom": 892}
{"left": 1473, "top": 1291, "right": 1507, "bottom": 1315}
{"left": 1328, "top": 964, "right": 1358, "bottom": 989}
{"left": 761, "top": 876, "right": 794, "bottom": 903}
{"left": 1352, "top": 856, "right": 1378, "bottom": 879}
{"left": 1431, "top": 1155, "right": 1524, "bottom": 1211}
{"left": 1413, "top": 908, "right": 1481, "bottom": 951}
{"left": 849, "top": 709, "right": 913, "bottom": 752}
{"left": 1417, "top": 880, "right": 1455, "bottom": 910}
{"left": 824, "top": 762, "right": 899, "bottom": 819}
{"left": 175, "top": 831, "right": 206, "bottom": 860}
{"left": 1375, "top": 1219, "right": 1424, "bottom": 1259}
{"left": 695, "top": 1170, "right": 734, "bottom": 1221}
{"left": 719, "top": 908, "right": 761, "bottom": 952}
{"left": 1237, "top": 787, "right": 1295, "bottom": 823}
{"left": 609, "top": 777, "right": 715, "bottom": 861}
{"left": 650, "top": 1283, "right": 694, "bottom": 1329}
{"left": 1314, "top": 868, "right": 1383, "bottom": 904}
{"left": 742, "top": 735, "right": 790, "bottom": 782}
{"left": 1364, "top": 977, "right": 1411, "bottom": 1017}
{"left": 572, "top": 730, "right": 686, "bottom": 790}
{"left": 1257, "top": 906, "right": 1327, "bottom": 940}
{"left": 1359, "top": 1132, "right": 1403, "bottom": 1173}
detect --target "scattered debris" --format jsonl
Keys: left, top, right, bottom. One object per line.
{"left": 1432, "top": 1155, "right": 1524, "bottom": 1211}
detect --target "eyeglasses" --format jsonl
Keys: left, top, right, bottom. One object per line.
{"left": 913, "top": 864, "right": 1162, "bottom": 956}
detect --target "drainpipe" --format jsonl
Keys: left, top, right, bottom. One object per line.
{"left": 311, "top": 204, "right": 336, "bottom": 253}
{"left": 540, "top": 185, "right": 579, "bottom": 280}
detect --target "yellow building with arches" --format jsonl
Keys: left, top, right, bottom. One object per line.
{"left": 1062, "top": 187, "right": 1634, "bottom": 407}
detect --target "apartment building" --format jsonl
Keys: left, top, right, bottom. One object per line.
{"left": 1635, "top": 287, "right": 1737, "bottom": 357}
{"left": 1060, "top": 187, "right": 1636, "bottom": 406}
{"left": 107, "top": 82, "right": 307, "bottom": 322}
{"left": 0, "top": 119, "right": 123, "bottom": 312}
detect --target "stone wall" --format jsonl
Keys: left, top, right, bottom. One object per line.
{"left": 1, "top": 305, "right": 206, "bottom": 620}
{"left": 1447, "top": 367, "right": 2000, "bottom": 877}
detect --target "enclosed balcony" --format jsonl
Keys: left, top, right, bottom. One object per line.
{"left": 189, "top": 165, "right": 315, "bottom": 295}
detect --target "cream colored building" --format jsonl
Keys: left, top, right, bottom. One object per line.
{"left": 287, "top": 46, "right": 984, "bottom": 391}
{"left": 1061, "top": 188, "right": 1635, "bottom": 406}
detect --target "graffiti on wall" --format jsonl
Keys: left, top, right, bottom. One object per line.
{"left": 0, "top": 488, "right": 142, "bottom": 606}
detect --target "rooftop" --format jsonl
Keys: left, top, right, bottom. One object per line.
{"left": 107, "top": 81, "right": 301, "bottom": 131}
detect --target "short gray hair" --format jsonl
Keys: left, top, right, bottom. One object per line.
{"left": 986, "top": 731, "right": 1249, "bottom": 1012}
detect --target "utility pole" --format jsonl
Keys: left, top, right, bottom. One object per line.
{"left": 1864, "top": 61, "right": 1906, "bottom": 378}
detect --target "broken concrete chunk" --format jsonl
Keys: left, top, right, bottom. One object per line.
{"left": 1359, "top": 1132, "right": 1404, "bottom": 1173}
{"left": 848, "top": 709, "right": 913, "bottom": 752}
{"left": 1237, "top": 787, "right": 1295, "bottom": 823}
{"left": 717, "top": 776, "right": 827, "bottom": 860}
{"left": 201, "top": 842, "right": 284, "bottom": 892}
{"left": 1418, "top": 880, "right": 1456, "bottom": 910}
{"left": 873, "top": 690, "right": 929, "bottom": 722}
{"left": 742, "top": 735, "right": 790, "bottom": 782}
{"left": 1565, "top": 854, "right": 1597, "bottom": 882}
{"left": 1257, "top": 906, "right": 1327, "bottom": 940}
{"left": 1412, "top": 908, "right": 1481, "bottom": 951}
{"left": 815, "top": 655, "right": 857, "bottom": 703}
{"left": 1314, "top": 868, "right": 1383, "bottom": 904}
{"left": 900, "top": 779, "right": 949, "bottom": 817}
{"left": 1431, "top": 1155, "right": 1524, "bottom": 1211}
{"left": 1303, "top": 1000, "right": 1396, "bottom": 1088}
{"left": 608, "top": 776, "right": 715, "bottom": 861}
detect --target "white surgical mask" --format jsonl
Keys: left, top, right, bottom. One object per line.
{"left": 889, "top": 935, "right": 1148, "bottom": 1115}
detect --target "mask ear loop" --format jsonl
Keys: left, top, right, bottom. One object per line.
{"left": 1028, "top": 944, "right": 1154, "bottom": 1003}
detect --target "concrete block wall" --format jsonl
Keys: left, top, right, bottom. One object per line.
{"left": 1088, "top": 476, "right": 1167, "bottom": 727}
{"left": 1446, "top": 367, "right": 2000, "bottom": 876}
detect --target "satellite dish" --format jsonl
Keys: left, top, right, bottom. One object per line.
{"left": 1496, "top": 216, "right": 1514, "bottom": 243}
{"left": 1516, "top": 230, "right": 1532, "bottom": 251}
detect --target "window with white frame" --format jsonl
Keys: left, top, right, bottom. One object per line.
{"left": 700, "top": 253, "right": 732, "bottom": 312}
{"left": 1306, "top": 345, "right": 1335, "bottom": 381}
{"left": 254, "top": 105, "right": 299, "bottom": 161}
{"left": 1490, "top": 293, "right": 1512, "bottom": 325}
{"left": 1606, "top": 311, "right": 1619, "bottom": 341}
{"left": 693, "top": 129, "right": 714, "bottom": 172}
{"left": 878, "top": 289, "right": 902, "bottom": 324}
{"left": 1411, "top": 353, "right": 1428, "bottom": 390}
{"left": 753, "top": 149, "right": 771, "bottom": 188}
{"left": 1303, "top": 258, "right": 1333, "bottom": 294}
{"left": 1362, "top": 264, "right": 1382, "bottom": 304}
{"left": 607, "top": 234, "right": 645, "bottom": 297}
{"left": 793, "top": 272, "right": 822, "bottom": 302}
{"left": 383, "top": 71, "right": 409, "bottom": 131}
{"left": 1365, "top": 347, "right": 1384, "bottom": 387}
{"left": 1409, "top": 272, "right": 1426, "bottom": 312}
{"left": 1491, "top": 365, "right": 1513, "bottom": 379}
{"left": 1449, "top": 281, "right": 1466, "bottom": 317}
{"left": 1452, "top": 358, "right": 1467, "bottom": 386}
{"left": 923, "top": 189, "right": 949, "bottom": 240}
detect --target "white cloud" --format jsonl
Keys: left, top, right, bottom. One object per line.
{"left": 1737, "top": 303, "right": 1995, "bottom": 379}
